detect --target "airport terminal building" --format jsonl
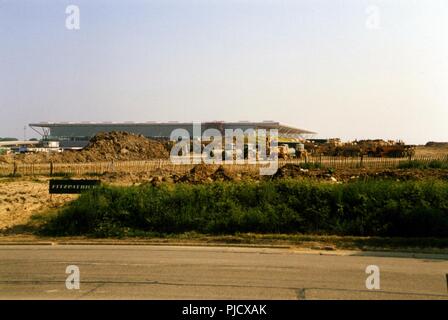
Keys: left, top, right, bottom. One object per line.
{"left": 29, "top": 121, "right": 316, "bottom": 149}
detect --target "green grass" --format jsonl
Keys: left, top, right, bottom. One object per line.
{"left": 39, "top": 179, "right": 448, "bottom": 238}
{"left": 398, "top": 159, "right": 448, "bottom": 169}
{"left": 297, "top": 162, "right": 323, "bottom": 170}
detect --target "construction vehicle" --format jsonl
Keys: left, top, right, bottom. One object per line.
{"left": 278, "top": 144, "right": 292, "bottom": 159}
{"left": 311, "top": 139, "right": 414, "bottom": 158}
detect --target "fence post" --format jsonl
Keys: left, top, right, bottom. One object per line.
{"left": 13, "top": 162, "right": 17, "bottom": 177}
{"left": 49, "top": 161, "right": 53, "bottom": 176}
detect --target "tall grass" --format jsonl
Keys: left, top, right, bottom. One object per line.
{"left": 41, "top": 179, "right": 448, "bottom": 238}
{"left": 398, "top": 159, "right": 448, "bottom": 169}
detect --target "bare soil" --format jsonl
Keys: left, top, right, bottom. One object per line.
{"left": 272, "top": 163, "right": 448, "bottom": 182}
{"left": 0, "top": 178, "right": 76, "bottom": 231}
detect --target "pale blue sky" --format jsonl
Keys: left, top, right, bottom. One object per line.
{"left": 1, "top": 0, "right": 447, "bottom": 144}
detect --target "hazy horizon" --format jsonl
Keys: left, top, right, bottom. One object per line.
{"left": 1, "top": 0, "right": 447, "bottom": 144}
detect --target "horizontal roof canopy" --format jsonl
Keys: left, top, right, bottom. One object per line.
{"left": 30, "top": 121, "right": 316, "bottom": 135}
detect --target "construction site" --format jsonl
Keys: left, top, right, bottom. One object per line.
{"left": 0, "top": 121, "right": 446, "bottom": 178}
{"left": 1, "top": 121, "right": 448, "bottom": 235}
{"left": 0, "top": 121, "right": 430, "bottom": 162}
{"left": 3, "top": 0, "right": 448, "bottom": 303}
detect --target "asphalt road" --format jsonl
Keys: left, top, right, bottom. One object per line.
{"left": 0, "top": 245, "right": 447, "bottom": 300}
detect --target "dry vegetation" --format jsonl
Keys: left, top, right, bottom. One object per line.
{"left": 414, "top": 144, "right": 448, "bottom": 158}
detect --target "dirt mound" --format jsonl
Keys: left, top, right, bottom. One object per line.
{"left": 211, "top": 165, "right": 234, "bottom": 181}
{"left": 177, "top": 164, "right": 237, "bottom": 183}
{"left": 76, "top": 131, "right": 169, "bottom": 161}
{"left": 273, "top": 164, "right": 310, "bottom": 179}
{"left": 179, "top": 164, "right": 217, "bottom": 183}
{"left": 0, "top": 131, "right": 170, "bottom": 164}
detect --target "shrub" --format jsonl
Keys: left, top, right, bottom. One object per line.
{"left": 41, "top": 179, "right": 448, "bottom": 238}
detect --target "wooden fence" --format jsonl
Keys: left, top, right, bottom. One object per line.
{"left": 1, "top": 155, "right": 447, "bottom": 177}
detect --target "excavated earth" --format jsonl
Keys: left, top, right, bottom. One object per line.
{"left": 0, "top": 131, "right": 170, "bottom": 164}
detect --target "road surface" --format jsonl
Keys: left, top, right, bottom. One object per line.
{"left": 0, "top": 245, "right": 447, "bottom": 299}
